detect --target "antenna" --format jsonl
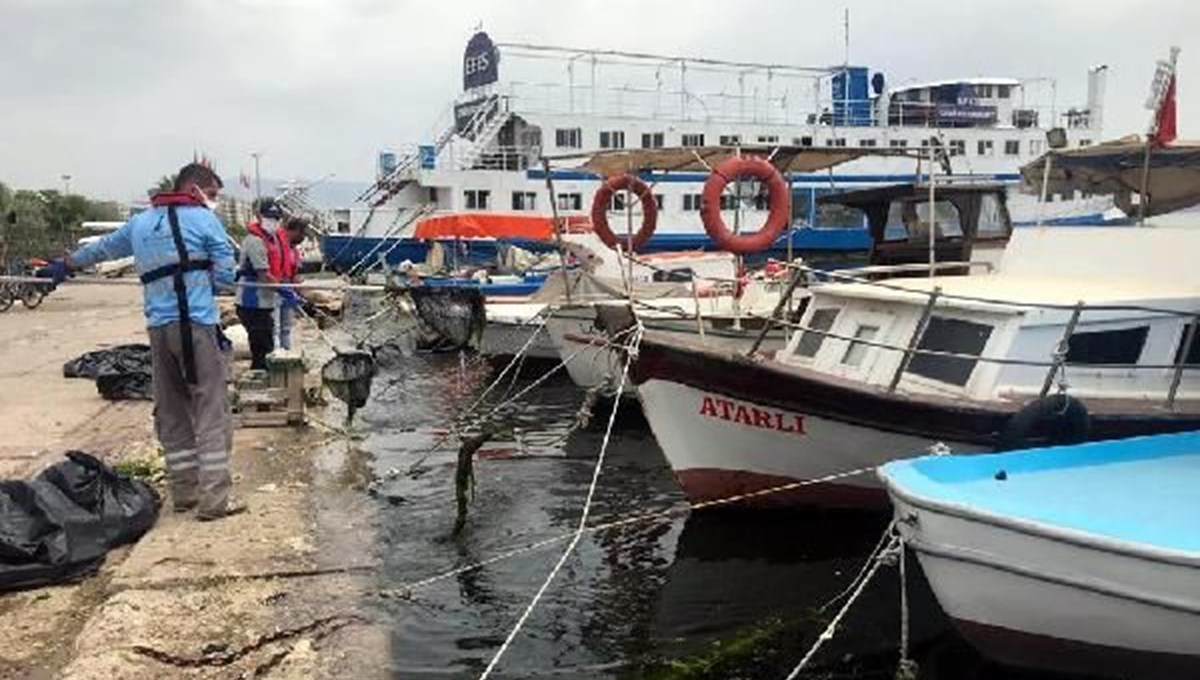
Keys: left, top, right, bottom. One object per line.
{"left": 843, "top": 8, "right": 850, "bottom": 68}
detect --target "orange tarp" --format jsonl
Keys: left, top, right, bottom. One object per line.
{"left": 413, "top": 213, "right": 556, "bottom": 241}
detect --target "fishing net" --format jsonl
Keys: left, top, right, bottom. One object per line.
{"left": 406, "top": 287, "right": 486, "bottom": 350}
{"left": 321, "top": 349, "right": 376, "bottom": 423}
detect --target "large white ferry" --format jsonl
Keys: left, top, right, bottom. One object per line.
{"left": 322, "top": 32, "right": 1114, "bottom": 271}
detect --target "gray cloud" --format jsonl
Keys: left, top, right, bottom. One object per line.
{"left": 0, "top": 0, "right": 1195, "bottom": 200}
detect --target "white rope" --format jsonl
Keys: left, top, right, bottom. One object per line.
{"left": 783, "top": 534, "right": 901, "bottom": 680}
{"left": 478, "top": 325, "right": 641, "bottom": 679}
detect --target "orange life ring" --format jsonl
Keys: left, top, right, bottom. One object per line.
{"left": 590, "top": 173, "right": 658, "bottom": 252}
{"left": 701, "top": 156, "right": 791, "bottom": 254}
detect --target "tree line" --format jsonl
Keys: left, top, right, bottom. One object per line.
{"left": 0, "top": 181, "right": 123, "bottom": 272}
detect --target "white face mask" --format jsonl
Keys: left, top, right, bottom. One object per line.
{"left": 204, "top": 198, "right": 219, "bottom": 211}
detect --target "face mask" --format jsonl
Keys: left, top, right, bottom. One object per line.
{"left": 204, "top": 198, "right": 219, "bottom": 211}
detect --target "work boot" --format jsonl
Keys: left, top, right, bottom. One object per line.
{"left": 196, "top": 498, "right": 248, "bottom": 522}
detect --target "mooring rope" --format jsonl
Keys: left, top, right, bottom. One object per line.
{"left": 478, "top": 324, "right": 643, "bottom": 679}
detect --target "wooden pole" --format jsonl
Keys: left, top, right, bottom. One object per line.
{"left": 540, "top": 158, "right": 573, "bottom": 305}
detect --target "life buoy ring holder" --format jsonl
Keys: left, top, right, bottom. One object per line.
{"left": 590, "top": 174, "right": 658, "bottom": 252}
{"left": 701, "top": 156, "right": 791, "bottom": 255}
{"left": 995, "top": 393, "right": 1091, "bottom": 452}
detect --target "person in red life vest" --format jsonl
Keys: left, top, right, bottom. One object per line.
{"left": 235, "top": 198, "right": 290, "bottom": 370}
{"left": 275, "top": 218, "right": 308, "bottom": 350}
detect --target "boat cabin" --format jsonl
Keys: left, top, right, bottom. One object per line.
{"left": 818, "top": 182, "right": 1013, "bottom": 276}
{"left": 779, "top": 227, "right": 1200, "bottom": 405}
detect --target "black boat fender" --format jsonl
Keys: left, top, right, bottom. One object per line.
{"left": 996, "top": 393, "right": 1091, "bottom": 451}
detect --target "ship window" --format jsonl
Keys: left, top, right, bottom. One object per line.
{"left": 949, "top": 140, "right": 965, "bottom": 156}
{"left": 511, "top": 191, "right": 537, "bottom": 211}
{"left": 977, "top": 193, "right": 1007, "bottom": 238}
{"left": 599, "top": 130, "right": 625, "bottom": 149}
{"left": 757, "top": 135, "right": 779, "bottom": 144}
{"left": 826, "top": 138, "right": 847, "bottom": 147}
{"left": 1173, "top": 324, "right": 1200, "bottom": 366}
{"left": 859, "top": 139, "right": 878, "bottom": 147}
{"left": 654, "top": 194, "right": 665, "bottom": 210}
{"left": 556, "top": 193, "right": 583, "bottom": 211}
{"left": 555, "top": 128, "right": 582, "bottom": 148}
{"left": 464, "top": 189, "right": 490, "bottom": 210}
{"left": 683, "top": 194, "right": 703, "bottom": 212}
{"left": 977, "top": 140, "right": 994, "bottom": 156}
{"left": 1004, "top": 140, "right": 1021, "bottom": 156}
{"left": 796, "top": 136, "right": 814, "bottom": 147}
{"left": 975, "top": 84, "right": 994, "bottom": 98}
{"left": 609, "top": 192, "right": 626, "bottom": 212}
{"left": 889, "top": 139, "right": 908, "bottom": 148}
{"left": 915, "top": 200, "right": 963, "bottom": 238}
{"left": 1079, "top": 139, "right": 1092, "bottom": 147}
{"left": 996, "top": 84, "right": 1012, "bottom": 98}
{"left": 641, "top": 132, "right": 665, "bottom": 149}
{"left": 1066, "top": 326, "right": 1149, "bottom": 365}
{"left": 797, "top": 308, "right": 839, "bottom": 358}
{"left": 681, "top": 133, "right": 706, "bottom": 147}
{"left": 719, "top": 134, "right": 741, "bottom": 146}
{"left": 842, "top": 324, "right": 880, "bottom": 367}
{"left": 907, "top": 317, "right": 993, "bottom": 386}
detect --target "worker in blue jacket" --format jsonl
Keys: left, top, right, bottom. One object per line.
{"left": 39, "top": 163, "right": 244, "bottom": 521}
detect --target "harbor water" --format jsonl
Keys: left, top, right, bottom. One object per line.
{"left": 316, "top": 346, "right": 1096, "bottom": 679}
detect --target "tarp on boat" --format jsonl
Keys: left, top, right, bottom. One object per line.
{"left": 413, "top": 213, "right": 555, "bottom": 241}
{"left": 575, "top": 146, "right": 908, "bottom": 176}
{"left": 529, "top": 270, "right": 695, "bottom": 303}
{"left": 1020, "top": 137, "right": 1200, "bottom": 217}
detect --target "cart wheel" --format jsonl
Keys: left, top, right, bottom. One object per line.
{"left": 20, "top": 285, "right": 44, "bottom": 309}
{"left": 0, "top": 285, "right": 14, "bottom": 313}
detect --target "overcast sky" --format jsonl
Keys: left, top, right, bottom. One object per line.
{"left": 0, "top": 0, "right": 1195, "bottom": 202}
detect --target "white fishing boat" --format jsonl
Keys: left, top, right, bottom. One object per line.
{"left": 879, "top": 431, "right": 1200, "bottom": 679}
{"left": 324, "top": 32, "right": 1115, "bottom": 272}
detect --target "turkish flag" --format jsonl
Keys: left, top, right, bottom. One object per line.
{"left": 1154, "top": 75, "right": 1177, "bottom": 146}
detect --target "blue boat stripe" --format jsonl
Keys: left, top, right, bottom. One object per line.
{"left": 525, "top": 169, "right": 1022, "bottom": 184}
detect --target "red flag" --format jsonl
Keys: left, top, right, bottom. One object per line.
{"left": 1154, "top": 75, "right": 1177, "bottom": 146}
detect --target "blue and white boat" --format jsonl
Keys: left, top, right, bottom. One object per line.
{"left": 323, "top": 32, "right": 1117, "bottom": 271}
{"left": 879, "top": 432, "right": 1200, "bottom": 679}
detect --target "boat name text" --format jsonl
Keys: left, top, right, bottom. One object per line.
{"left": 699, "top": 395, "right": 806, "bottom": 435}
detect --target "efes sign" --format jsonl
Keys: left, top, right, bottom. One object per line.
{"left": 463, "top": 31, "right": 499, "bottom": 90}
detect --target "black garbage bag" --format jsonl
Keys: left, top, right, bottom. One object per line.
{"left": 406, "top": 287, "right": 485, "bottom": 350}
{"left": 0, "top": 451, "right": 161, "bottom": 592}
{"left": 63, "top": 344, "right": 153, "bottom": 401}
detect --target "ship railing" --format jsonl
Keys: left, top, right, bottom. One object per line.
{"left": 744, "top": 261, "right": 1200, "bottom": 408}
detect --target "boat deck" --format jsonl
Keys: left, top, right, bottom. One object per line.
{"left": 882, "top": 431, "right": 1200, "bottom": 554}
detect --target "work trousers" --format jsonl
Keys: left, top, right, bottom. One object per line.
{"left": 236, "top": 306, "right": 275, "bottom": 371}
{"left": 148, "top": 322, "right": 232, "bottom": 516}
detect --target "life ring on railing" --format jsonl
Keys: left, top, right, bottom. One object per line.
{"left": 995, "top": 394, "right": 1091, "bottom": 452}
{"left": 590, "top": 173, "right": 658, "bottom": 252}
{"left": 701, "top": 156, "right": 790, "bottom": 254}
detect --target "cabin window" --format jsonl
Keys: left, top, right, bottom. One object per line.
{"left": 757, "top": 135, "right": 779, "bottom": 144}
{"left": 653, "top": 194, "right": 665, "bottom": 210}
{"left": 336, "top": 221, "right": 351, "bottom": 234}
{"left": 511, "top": 191, "right": 537, "bottom": 211}
{"left": 556, "top": 193, "right": 582, "bottom": 211}
{"left": 464, "top": 189, "right": 490, "bottom": 210}
{"left": 555, "top": 128, "right": 582, "bottom": 148}
{"left": 907, "top": 317, "right": 994, "bottom": 386}
{"left": 599, "top": 130, "right": 625, "bottom": 149}
{"left": 814, "top": 189, "right": 867, "bottom": 228}
{"left": 841, "top": 324, "right": 880, "bottom": 367}
{"left": 719, "top": 134, "right": 741, "bottom": 146}
{"left": 798, "top": 308, "right": 839, "bottom": 358}
{"left": 641, "top": 132, "right": 665, "bottom": 149}
{"left": 977, "top": 140, "right": 994, "bottom": 156}
{"left": 1173, "top": 324, "right": 1200, "bottom": 366}
{"left": 796, "top": 136, "right": 814, "bottom": 147}
{"left": 826, "top": 138, "right": 847, "bottom": 147}
{"left": 977, "top": 193, "right": 1007, "bottom": 238}
{"left": 681, "top": 133, "right": 706, "bottom": 147}
{"left": 948, "top": 140, "right": 965, "bottom": 156}
{"left": 609, "top": 192, "right": 627, "bottom": 212}
{"left": 859, "top": 139, "right": 878, "bottom": 148}
{"left": 1079, "top": 139, "right": 1092, "bottom": 147}
{"left": 889, "top": 139, "right": 908, "bottom": 148}
{"left": 997, "top": 84, "right": 1012, "bottom": 98}
{"left": 1004, "top": 140, "right": 1021, "bottom": 156}
{"left": 683, "top": 194, "right": 703, "bottom": 211}
{"left": 914, "top": 200, "right": 962, "bottom": 238}
{"left": 975, "top": 84, "right": 994, "bottom": 98}
{"left": 1066, "top": 326, "right": 1149, "bottom": 365}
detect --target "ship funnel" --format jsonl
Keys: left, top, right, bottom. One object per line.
{"left": 1086, "top": 65, "right": 1108, "bottom": 132}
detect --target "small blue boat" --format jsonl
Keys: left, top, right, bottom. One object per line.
{"left": 879, "top": 432, "right": 1200, "bottom": 679}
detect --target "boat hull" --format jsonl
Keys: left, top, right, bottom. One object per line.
{"left": 889, "top": 492, "right": 1200, "bottom": 679}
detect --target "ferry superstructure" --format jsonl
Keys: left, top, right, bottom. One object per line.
{"left": 323, "top": 33, "right": 1112, "bottom": 271}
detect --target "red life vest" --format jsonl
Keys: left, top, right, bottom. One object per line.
{"left": 246, "top": 219, "right": 298, "bottom": 280}
{"left": 150, "top": 192, "right": 206, "bottom": 208}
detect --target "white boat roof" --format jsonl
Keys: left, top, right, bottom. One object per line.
{"left": 890, "top": 77, "right": 1021, "bottom": 94}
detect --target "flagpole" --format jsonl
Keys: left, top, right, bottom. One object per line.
{"left": 1140, "top": 46, "right": 1180, "bottom": 225}
{"left": 250, "top": 151, "right": 263, "bottom": 203}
